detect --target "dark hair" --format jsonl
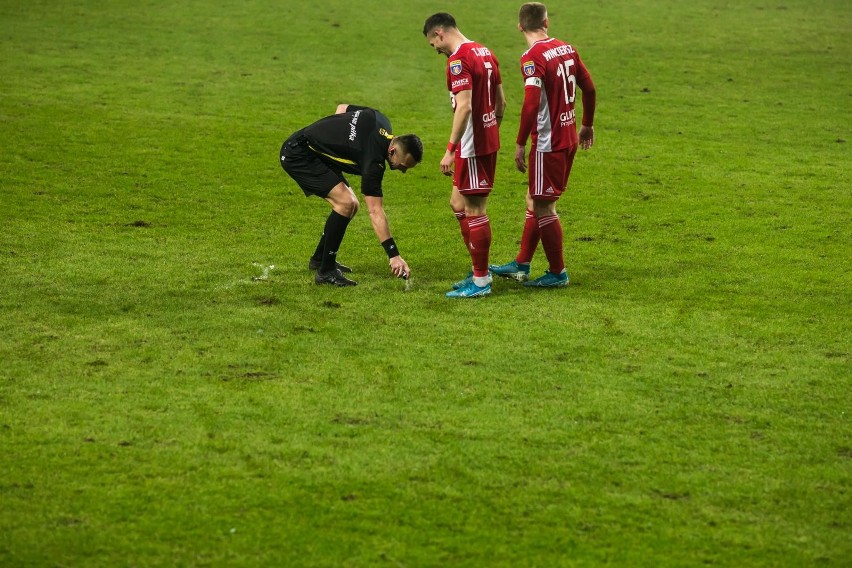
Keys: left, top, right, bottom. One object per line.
{"left": 423, "top": 12, "right": 457, "bottom": 36}
{"left": 519, "top": 2, "right": 548, "bottom": 32}
{"left": 395, "top": 134, "right": 423, "bottom": 164}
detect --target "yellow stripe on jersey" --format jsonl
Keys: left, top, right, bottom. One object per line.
{"left": 308, "top": 145, "right": 356, "bottom": 166}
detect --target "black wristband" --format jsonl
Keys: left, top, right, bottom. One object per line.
{"left": 381, "top": 238, "right": 400, "bottom": 259}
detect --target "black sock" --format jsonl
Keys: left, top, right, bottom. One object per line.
{"left": 320, "top": 210, "right": 351, "bottom": 272}
{"left": 311, "top": 233, "right": 325, "bottom": 262}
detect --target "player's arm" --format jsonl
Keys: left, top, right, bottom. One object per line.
{"left": 495, "top": 83, "right": 507, "bottom": 127}
{"left": 441, "top": 89, "right": 472, "bottom": 176}
{"left": 335, "top": 103, "right": 371, "bottom": 114}
{"left": 515, "top": 79, "right": 541, "bottom": 172}
{"left": 363, "top": 195, "right": 410, "bottom": 278}
{"left": 576, "top": 59, "right": 596, "bottom": 150}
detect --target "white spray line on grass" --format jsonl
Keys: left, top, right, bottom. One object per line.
{"left": 216, "top": 262, "right": 276, "bottom": 290}
{"left": 251, "top": 262, "right": 276, "bottom": 281}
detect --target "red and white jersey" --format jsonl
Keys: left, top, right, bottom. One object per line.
{"left": 446, "top": 41, "right": 502, "bottom": 158}
{"left": 517, "top": 37, "right": 594, "bottom": 152}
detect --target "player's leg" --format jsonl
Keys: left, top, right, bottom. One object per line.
{"left": 517, "top": 192, "right": 540, "bottom": 265}
{"left": 448, "top": 186, "right": 474, "bottom": 289}
{"left": 532, "top": 197, "right": 563, "bottom": 271}
{"left": 450, "top": 186, "right": 470, "bottom": 252}
{"left": 309, "top": 239, "right": 352, "bottom": 272}
{"left": 281, "top": 142, "right": 354, "bottom": 281}
{"left": 493, "top": 146, "right": 546, "bottom": 281}
{"left": 524, "top": 148, "right": 573, "bottom": 288}
{"left": 462, "top": 193, "right": 491, "bottom": 287}
{"left": 447, "top": 154, "right": 495, "bottom": 298}
{"left": 313, "top": 183, "right": 359, "bottom": 285}
{"left": 448, "top": 155, "right": 473, "bottom": 290}
{"left": 491, "top": 191, "right": 535, "bottom": 281}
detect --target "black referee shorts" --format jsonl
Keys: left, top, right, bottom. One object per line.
{"left": 279, "top": 134, "right": 348, "bottom": 198}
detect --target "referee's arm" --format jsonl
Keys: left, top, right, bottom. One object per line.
{"left": 364, "top": 195, "right": 409, "bottom": 278}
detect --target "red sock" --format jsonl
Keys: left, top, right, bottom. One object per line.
{"left": 538, "top": 214, "right": 564, "bottom": 274}
{"left": 467, "top": 214, "right": 492, "bottom": 278}
{"left": 516, "top": 209, "right": 539, "bottom": 264}
{"left": 454, "top": 210, "right": 470, "bottom": 251}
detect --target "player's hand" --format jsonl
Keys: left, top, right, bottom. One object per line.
{"left": 440, "top": 151, "right": 454, "bottom": 177}
{"left": 579, "top": 125, "right": 594, "bottom": 150}
{"left": 515, "top": 144, "right": 527, "bottom": 173}
{"left": 389, "top": 256, "right": 410, "bottom": 279}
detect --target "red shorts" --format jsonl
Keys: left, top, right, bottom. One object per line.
{"left": 528, "top": 147, "right": 577, "bottom": 201}
{"left": 454, "top": 152, "right": 497, "bottom": 195}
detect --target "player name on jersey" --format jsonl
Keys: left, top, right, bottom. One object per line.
{"left": 540, "top": 44, "right": 576, "bottom": 61}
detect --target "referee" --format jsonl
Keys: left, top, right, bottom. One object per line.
{"left": 280, "top": 104, "right": 423, "bottom": 286}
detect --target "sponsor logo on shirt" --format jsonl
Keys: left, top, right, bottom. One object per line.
{"left": 449, "top": 60, "right": 462, "bottom": 75}
{"left": 559, "top": 110, "right": 576, "bottom": 126}
{"left": 523, "top": 60, "right": 535, "bottom": 76}
{"left": 451, "top": 78, "right": 470, "bottom": 88}
{"left": 348, "top": 110, "right": 361, "bottom": 141}
{"left": 482, "top": 110, "right": 498, "bottom": 128}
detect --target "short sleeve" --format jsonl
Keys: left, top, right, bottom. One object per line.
{"left": 360, "top": 162, "right": 385, "bottom": 197}
{"left": 447, "top": 56, "right": 473, "bottom": 93}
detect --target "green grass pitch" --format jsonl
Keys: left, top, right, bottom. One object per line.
{"left": 1, "top": 0, "right": 850, "bottom": 565}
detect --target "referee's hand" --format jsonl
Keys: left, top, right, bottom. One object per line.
{"left": 390, "top": 256, "right": 410, "bottom": 279}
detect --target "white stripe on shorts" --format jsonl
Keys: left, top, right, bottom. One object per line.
{"left": 467, "top": 156, "right": 479, "bottom": 190}
{"left": 533, "top": 151, "right": 545, "bottom": 197}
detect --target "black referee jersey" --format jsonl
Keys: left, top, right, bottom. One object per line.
{"left": 292, "top": 105, "right": 394, "bottom": 197}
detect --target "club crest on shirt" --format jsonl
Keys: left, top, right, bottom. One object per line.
{"left": 449, "top": 60, "right": 462, "bottom": 75}
{"left": 523, "top": 60, "right": 535, "bottom": 76}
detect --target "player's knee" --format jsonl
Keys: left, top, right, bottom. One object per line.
{"left": 532, "top": 200, "right": 557, "bottom": 217}
{"left": 340, "top": 196, "right": 359, "bottom": 218}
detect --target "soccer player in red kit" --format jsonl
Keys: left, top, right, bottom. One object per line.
{"left": 423, "top": 13, "right": 507, "bottom": 298}
{"left": 490, "top": 2, "right": 596, "bottom": 288}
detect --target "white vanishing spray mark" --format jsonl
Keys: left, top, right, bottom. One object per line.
{"left": 216, "top": 263, "right": 277, "bottom": 290}
{"left": 250, "top": 262, "right": 276, "bottom": 281}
